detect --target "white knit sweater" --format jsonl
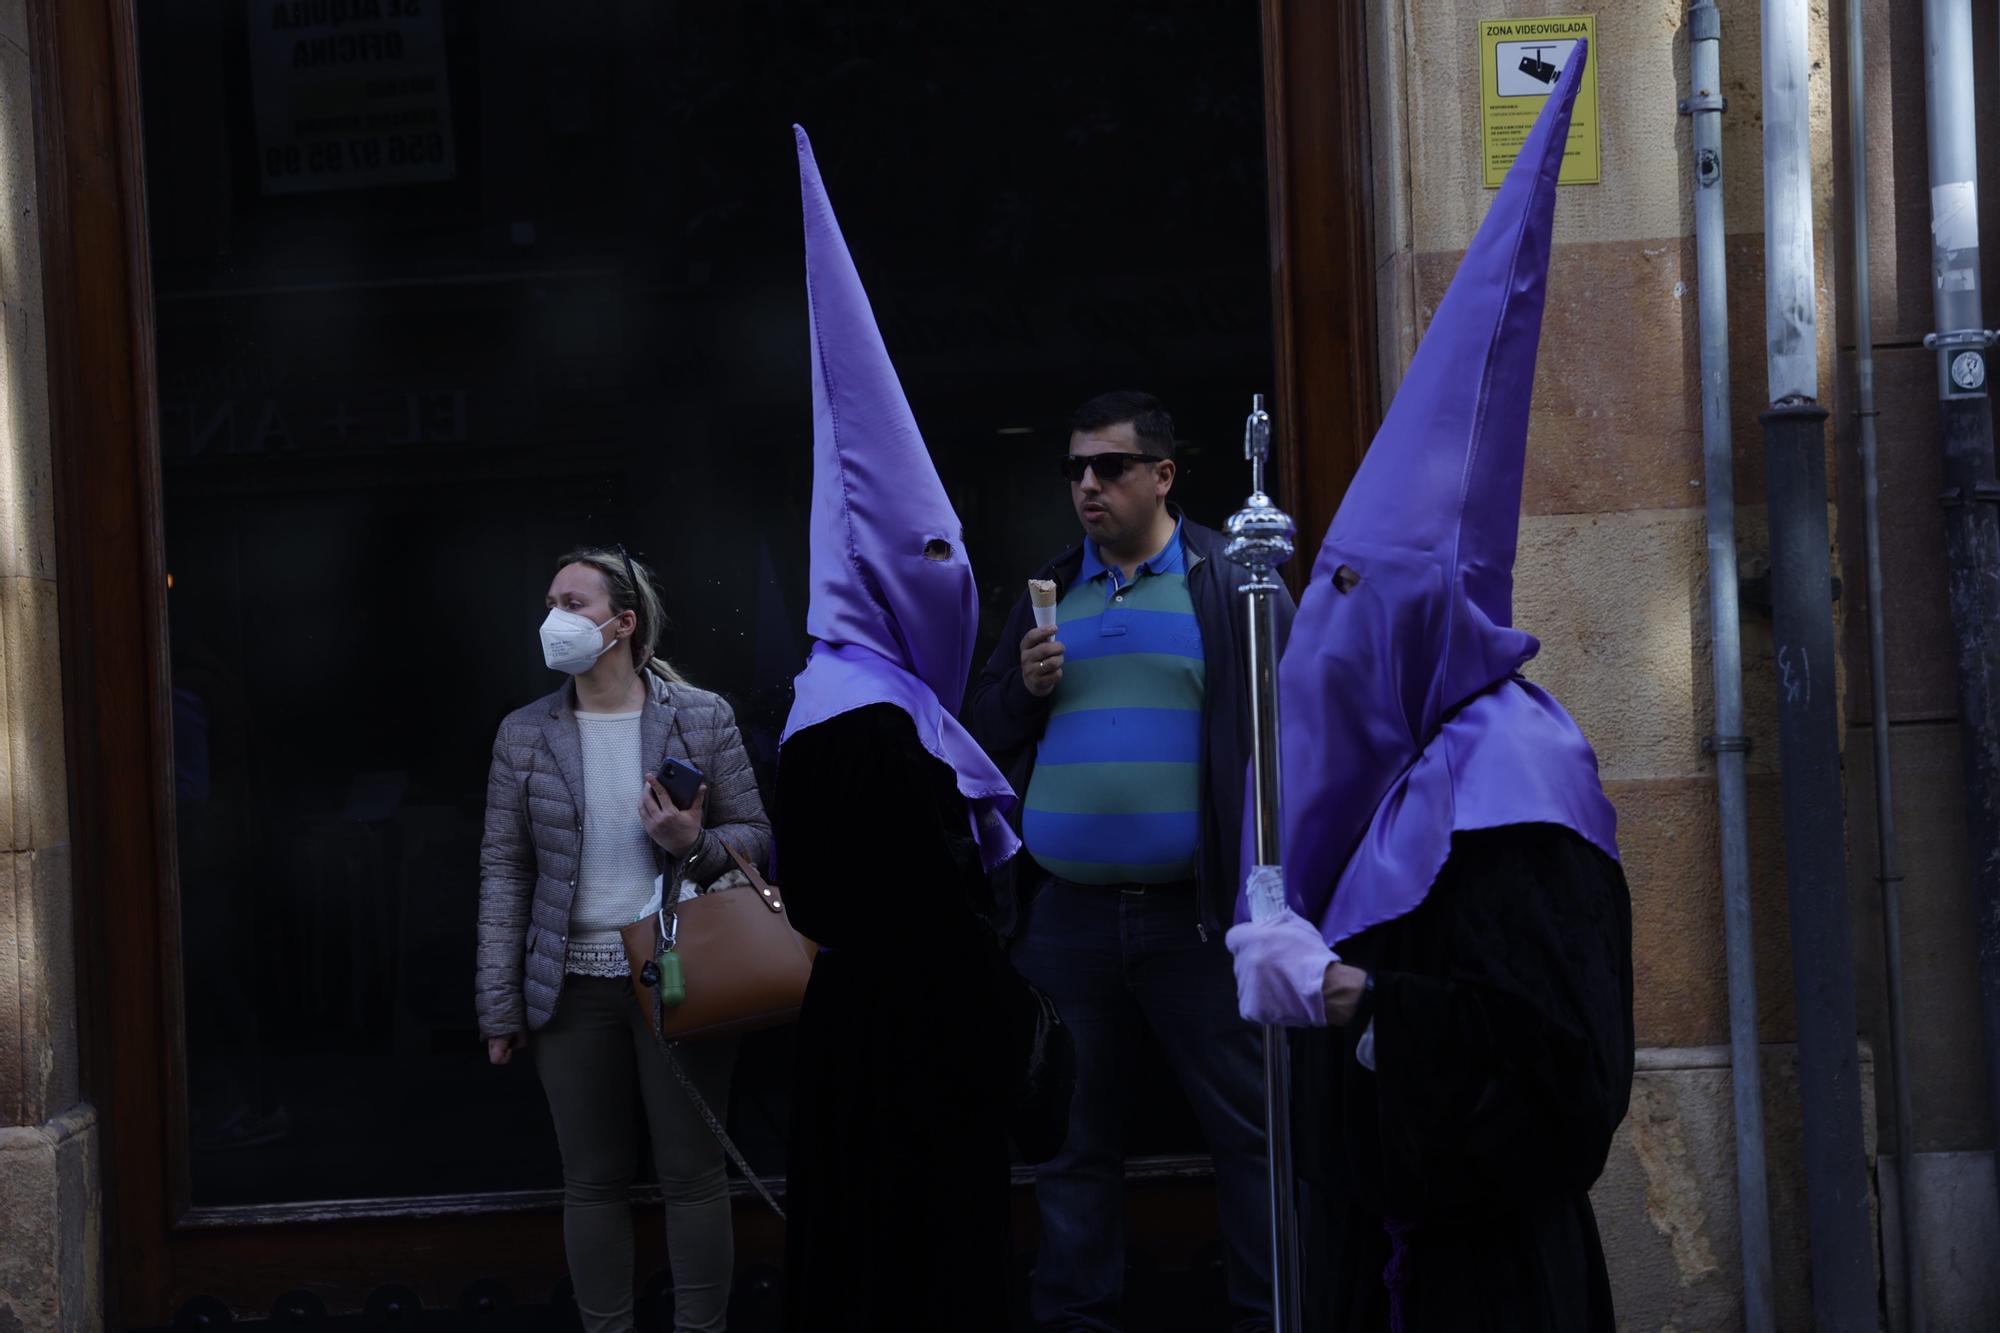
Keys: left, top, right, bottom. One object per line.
{"left": 570, "top": 710, "right": 657, "bottom": 949}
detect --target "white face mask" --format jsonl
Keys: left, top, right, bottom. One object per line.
{"left": 540, "top": 607, "right": 619, "bottom": 675}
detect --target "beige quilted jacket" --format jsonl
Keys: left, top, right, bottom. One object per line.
{"left": 475, "top": 672, "right": 772, "bottom": 1036}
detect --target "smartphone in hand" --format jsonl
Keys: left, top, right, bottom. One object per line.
{"left": 657, "top": 756, "right": 704, "bottom": 810}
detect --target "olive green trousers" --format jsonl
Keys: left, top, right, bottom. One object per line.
{"left": 537, "top": 975, "right": 738, "bottom": 1333}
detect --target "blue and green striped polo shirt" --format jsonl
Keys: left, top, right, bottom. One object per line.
{"left": 1022, "top": 523, "right": 1206, "bottom": 884}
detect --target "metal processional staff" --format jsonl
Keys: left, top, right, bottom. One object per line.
{"left": 1225, "top": 394, "right": 1303, "bottom": 1332}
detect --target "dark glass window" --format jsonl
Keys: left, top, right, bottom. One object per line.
{"left": 142, "top": 0, "right": 1273, "bottom": 1208}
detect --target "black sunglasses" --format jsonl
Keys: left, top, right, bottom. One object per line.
{"left": 614, "top": 542, "right": 642, "bottom": 593}
{"left": 1059, "top": 452, "right": 1167, "bottom": 484}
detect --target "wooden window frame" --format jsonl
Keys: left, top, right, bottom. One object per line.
{"left": 1262, "top": 0, "right": 1381, "bottom": 571}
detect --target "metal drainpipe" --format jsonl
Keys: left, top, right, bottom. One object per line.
{"left": 1681, "top": 8, "right": 1776, "bottom": 1331}
{"left": 1848, "top": 0, "right": 1926, "bottom": 1324}
{"left": 1758, "top": 2, "right": 1878, "bottom": 1328}
{"left": 1920, "top": 0, "right": 2000, "bottom": 1235}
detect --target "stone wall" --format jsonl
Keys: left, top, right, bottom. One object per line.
{"left": 0, "top": 0, "right": 99, "bottom": 1327}
{"left": 1594, "top": 1046, "right": 1876, "bottom": 1331}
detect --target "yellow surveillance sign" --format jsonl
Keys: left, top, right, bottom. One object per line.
{"left": 1479, "top": 15, "right": 1600, "bottom": 187}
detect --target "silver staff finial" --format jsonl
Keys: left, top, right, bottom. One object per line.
{"left": 1245, "top": 393, "right": 1272, "bottom": 496}
{"left": 1227, "top": 395, "right": 1296, "bottom": 589}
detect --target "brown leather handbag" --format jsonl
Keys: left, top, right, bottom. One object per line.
{"left": 621, "top": 840, "right": 817, "bottom": 1042}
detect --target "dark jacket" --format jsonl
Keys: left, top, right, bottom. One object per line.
{"left": 963, "top": 512, "right": 1295, "bottom": 938}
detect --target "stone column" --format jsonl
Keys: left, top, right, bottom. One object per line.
{"left": 0, "top": 0, "right": 100, "bottom": 1327}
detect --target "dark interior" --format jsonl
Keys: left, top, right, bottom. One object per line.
{"left": 138, "top": 0, "right": 1276, "bottom": 1208}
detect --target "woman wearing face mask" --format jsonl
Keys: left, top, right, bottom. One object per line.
{"left": 476, "top": 546, "right": 771, "bottom": 1333}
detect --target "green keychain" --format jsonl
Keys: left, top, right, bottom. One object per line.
{"left": 638, "top": 906, "right": 687, "bottom": 1010}
{"left": 656, "top": 948, "right": 686, "bottom": 1008}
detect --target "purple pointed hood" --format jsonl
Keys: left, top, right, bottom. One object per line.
{"left": 1260, "top": 42, "right": 1617, "bottom": 946}
{"left": 780, "top": 126, "right": 1020, "bottom": 870}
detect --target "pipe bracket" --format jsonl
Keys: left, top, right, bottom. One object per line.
{"left": 1940, "top": 481, "right": 2000, "bottom": 508}
{"left": 1923, "top": 328, "right": 1998, "bottom": 351}
{"left": 1678, "top": 94, "right": 1726, "bottom": 115}
{"left": 1703, "top": 735, "right": 1754, "bottom": 756}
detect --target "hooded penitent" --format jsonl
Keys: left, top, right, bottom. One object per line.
{"left": 779, "top": 125, "right": 1021, "bottom": 871}
{"left": 1262, "top": 42, "right": 1617, "bottom": 947}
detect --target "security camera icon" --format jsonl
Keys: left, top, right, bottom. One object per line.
{"left": 1517, "top": 49, "right": 1560, "bottom": 84}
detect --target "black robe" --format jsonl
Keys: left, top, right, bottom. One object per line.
{"left": 1292, "top": 823, "right": 1634, "bottom": 1332}
{"left": 778, "top": 703, "right": 1030, "bottom": 1331}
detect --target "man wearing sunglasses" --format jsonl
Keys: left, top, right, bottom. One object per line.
{"left": 964, "top": 390, "right": 1291, "bottom": 1331}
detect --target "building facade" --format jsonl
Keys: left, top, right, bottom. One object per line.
{"left": 2, "top": 0, "right": 1995, "bottom": 1328}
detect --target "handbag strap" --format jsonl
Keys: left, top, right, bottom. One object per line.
{"left": 645, "top": 1019, "right": 786, "bottom": 1221}
{"left": 715, "top": 836, "right": 786, "bottom": 914}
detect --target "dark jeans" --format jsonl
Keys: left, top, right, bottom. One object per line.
{"left": 1011, "top": 876, "right": 1274, "bottom": 1332}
